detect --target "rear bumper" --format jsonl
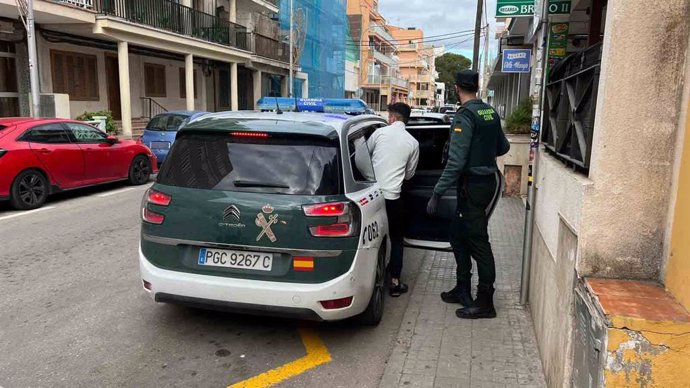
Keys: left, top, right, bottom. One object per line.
{"left": 139, "top": 246, "right": 376, "bottom": 321}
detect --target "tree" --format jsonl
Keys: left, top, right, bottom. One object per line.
{"left": 435, "top": 53, "right": 472, "bottom": 104}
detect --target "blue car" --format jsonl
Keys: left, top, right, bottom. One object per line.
{"left": 141, "top": 111, "right": 207, "bottom": 164}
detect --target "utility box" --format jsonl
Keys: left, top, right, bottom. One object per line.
{"left": 571, "top": 281, "right": 607, "bottom": 388}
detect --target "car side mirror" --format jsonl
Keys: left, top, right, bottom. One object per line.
{"left": 106, "top": 135, "right": 119, "bottom": 145}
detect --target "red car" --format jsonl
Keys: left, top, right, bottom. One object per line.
{"left": 0, "top": 118, "right": 157, "bottom": 210}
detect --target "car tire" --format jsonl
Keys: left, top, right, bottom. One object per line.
{"left": 128, "top": 155, "right": 151, "bottom": 185}
{"left": 357, "top": 244, "right": 386, "bottom": 326}
{"left": 10, "top": 169, "right": 49, "bottom": 210}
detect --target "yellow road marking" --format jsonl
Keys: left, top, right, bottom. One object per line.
{"left": 228, "top": 327, "right": 332, "bottom": 388}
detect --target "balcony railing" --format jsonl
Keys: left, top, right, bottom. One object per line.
{"left": 541, "top": 43, "right": 602, "bottom": 170}
{"left": 370, "top": 48, "right": 396, "bottom": 67}
{"left": 253, "top": 34, "right": 289, "bottom": 62}
{"left": 96, "top": 0, "right": 249, "bottom": 51}
{"left": 54, "top": 0, "right": 94, "bottom": 8}
{"left": 253, "top": 13, "right": 279, "bottom": 40}
{"left": 369, "top": 24, "right": 396, "bottom": 46}
{"left": 366, "top": 75, "right": 409, "bottom": 89}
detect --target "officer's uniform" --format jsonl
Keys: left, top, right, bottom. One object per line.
{"left": 431, "top": 74, "right": 510, "bottom": 319}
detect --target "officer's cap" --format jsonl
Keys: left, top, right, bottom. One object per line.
{"left": 455, "top": 70, "right": 479, "bottom": 90}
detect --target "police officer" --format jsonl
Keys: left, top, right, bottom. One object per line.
{"left": 426, "top": 70, "right": 510, "bottom": 319}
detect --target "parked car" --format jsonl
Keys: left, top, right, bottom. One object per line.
{"left": 0, "top": 118, "right": 157, "bottom": 210}
{"left": 138, "top": 99, "right": 454, "bottom": 324}
{"left": 140, "top": 111, "right": 207, "bottom": 164}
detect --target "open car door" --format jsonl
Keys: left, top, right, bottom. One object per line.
{"left": 402, "top": 114, "right": 455, "bottom": 251}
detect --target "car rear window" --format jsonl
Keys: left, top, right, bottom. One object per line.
{"left": 147, "top": 115, "right": 188, "bottom": 132}
{"left": 157, "top": 133, "right": 342, "bottom": 195}
{"left": 406, "top": 122, "right": 450, "bottom": 171}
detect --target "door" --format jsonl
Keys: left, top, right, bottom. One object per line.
{"left": 66, "top": 122, "right": 126, "bottom": 182}
{"left": 402, "top": 115, "right": 455, "bottom": 250}
{"left": 0, "top": 41, "right": 20, "bottom": 117}
{"left": 22, "top": 123, "right": 86, "bottom": 188}
{"left": 105, "top": 55, "right": 122, "bottom": 120}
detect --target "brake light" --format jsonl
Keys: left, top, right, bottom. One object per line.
{"left": 230, "top": 131, "right": 269, "bottom": 138}
{"left": 320, "top": 296, "right": 353, "bottom": 310}
{"left": 142, "top": 207, "right": 165, "bottom": 224}
{"left": 147, "top": 189, "right": 171, "bottom": 206}
{"left": 303, "top": 202, "right": 347, "bottom": 216}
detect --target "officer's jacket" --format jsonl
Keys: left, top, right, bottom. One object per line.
{"left": 433, "top": 99, "right": 510, "bottom": 196}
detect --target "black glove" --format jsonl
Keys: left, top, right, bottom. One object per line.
{"left": 426, "top": 193, "right": 440, "bottom": 216}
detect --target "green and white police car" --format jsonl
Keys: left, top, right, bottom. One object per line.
{"left": 139, "top": 99, "right": 455, "bottom": 324}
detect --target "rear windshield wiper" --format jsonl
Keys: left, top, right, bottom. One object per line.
{"left": 233, "top": 180, "right": 290, "bottom": 189}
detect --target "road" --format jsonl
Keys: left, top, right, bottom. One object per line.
{"left": 0, "top": 181, "right": 424, "bottom": 388}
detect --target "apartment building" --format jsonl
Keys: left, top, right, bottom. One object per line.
{"left": 0, "top": 0, "right": 292, "bottom": 137}
{"left": 346, "top": 0, "right": 408, "bottom": 111}
{"left": 388, "top": 25, "right": 436, "bottom": 109}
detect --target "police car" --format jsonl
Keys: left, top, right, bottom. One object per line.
{"left": 138, "top": 98, "right": 455, "bottom": 324}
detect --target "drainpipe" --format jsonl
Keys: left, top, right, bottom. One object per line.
{"left": 520, "top": 6, "right": 549, "bottom": 306}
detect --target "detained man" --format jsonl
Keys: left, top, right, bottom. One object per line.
{"left": 364, "top": 103, "right": 419, "bottom": 297}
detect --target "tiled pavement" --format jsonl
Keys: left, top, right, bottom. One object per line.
{"left": 379, "top": 198, "right": 547, "bottom": 388}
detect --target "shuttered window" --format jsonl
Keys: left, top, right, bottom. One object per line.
{"left": 51, "top": 50, "right": 99, "bottom": 101}
{"left": 145, "top": 63, "right": 167, "bottom": 97}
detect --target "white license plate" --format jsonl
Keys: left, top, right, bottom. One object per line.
{"left": 197, "top": 248, "right": 273, "bottom": 271}
{"left": 151, "top": 141, "right": 170, "bottom": 149}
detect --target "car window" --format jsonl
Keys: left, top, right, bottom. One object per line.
{"left": 166, "top": 115, "right": 187, "bottom": 131}
{"left": 146, "top": 115, "right": 168, "bottom": 131}
{"left": 349, "top": 132, "right": 376, "bottom": 183}
{"left": 405, "top": 123, "right": 449, "bottom": 171}
{"left": 21, "top": 123, "right": 72, "bottom": 144}
{"left": 65, "top": 123, "right": 107, "bottom": 143}
{"left": 407, "top": 116, "right": 448, "bottom": 126}
{"left": 158, "top": 133, "right": 342, "bottom": 195}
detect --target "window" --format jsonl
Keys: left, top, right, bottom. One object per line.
{"left": 65, "top": 122, "right": 107, "bottom": 143}
{"left": 349, "top": 133, "right": 376, "bottom": 183}
{"left": 51, "top": 50, "right": 99, "bottom": 101}
{"left": 405, "top": 122, "right": 450, "bottom": 171}
{"left": 178, "top": 68, "right": 198, "bottom": 99}
{"left": 145, "top": 63, "right": 167, "bottom": 97}
{"left": 146, "top": 114, "right": 189, "bottom": 132}
{"left": 21, "top": 124, "right": 72, "bottom": 144}
{"left": 158, "top": 134, "right": 342, "bottom": 195}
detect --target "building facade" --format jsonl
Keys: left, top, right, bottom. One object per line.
{"left": 487, "top": 0, "right": 690, "bottom": 386}
{"left": 0, "top": 0, "right": 293, "bottom": 136}
{"left": 346, "top": 0, "right": 408, "bottom": 111}
{"left": 388, "top": 25, "right": 436, "bottom": 109}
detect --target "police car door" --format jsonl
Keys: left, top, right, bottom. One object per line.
{"left": 344, "top": 120, "right": 388, "bottom": 258}
{"left": 402, "top": 114, "right": 453, "bottom": 251}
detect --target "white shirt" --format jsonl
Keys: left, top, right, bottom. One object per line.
{"left": 365, "top": 121, "right": 420, "bottom": 200}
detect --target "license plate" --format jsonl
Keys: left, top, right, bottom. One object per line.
{"left": 197, "top": 248, "right": 273, "bottom": 271}
{"left": 151, "top": 141, "right": 170, "bottom": 149}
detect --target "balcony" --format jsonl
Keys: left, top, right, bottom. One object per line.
{"left": 366, "top": 75, "right": 409, "bottom": 90}
{"left": 95, "top": 0, "right": 249, "bottom": 51}
{"left": 53, "top": 0, "right": 94, "bottom": 8}
{"left": 370, "top": 48, "right": 397, "bottom": 67}
{"left": 252, "top": 34, "right": 289, "bottom": 63}
{"left": 369, "top": 24, "right": 396, "bottom": 47}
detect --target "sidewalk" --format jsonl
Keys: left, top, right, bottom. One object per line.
{"left": 380, "top": 198, "right": 546, "bottom": 388}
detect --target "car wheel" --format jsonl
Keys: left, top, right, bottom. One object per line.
{"left": 128, "top": 155, "right": 151, "bottom": 185}
{"left": 10, "top": 169, "right": 49, "bottom": 210}
{"left": 357, "top": 245, "right": 386, "bottom": 326}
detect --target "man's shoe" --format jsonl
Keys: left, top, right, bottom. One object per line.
{"left": 440, "top": 284, "right": 474, "bottom": 306}
{"left": 456, "top": 286, "right": 496, "bottom": 319}
{"left": 389, "top": 282, "right": 409, "bottom": 297}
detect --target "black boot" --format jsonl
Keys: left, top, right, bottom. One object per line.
{"left": 456, "top": 286, "right": 496, "bottom": 319}
{"left": 440, "top": 283, "right": 474, "bottom": 307}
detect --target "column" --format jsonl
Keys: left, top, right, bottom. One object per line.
{"left": 185, "top": 54, "right": 194, "bottom": 111}
{"left": 253, "top": 69, "right": 262, "bottom": 110}
{"left": 280, "top": 76, "right": 288, "bottom": 97}
{"left": 301, "top": 77, "right": 308, "bottom": 98}
{"left": 229, "top": 0, "right": 237, "bottom": 23}
{"left": 117, "top": 41, "right": 132, "bottom": 139}
{"left": 230, "top": 62, "right": 238, "bottom": 111}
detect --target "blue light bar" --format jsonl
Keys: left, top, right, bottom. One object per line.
{"left": 257, "top": 97, "right": 369, "bottom": 115}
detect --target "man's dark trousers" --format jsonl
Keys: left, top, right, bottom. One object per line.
{"left": 386, "top": 198, "right": 404, "bottom": 278}
{"left": 449, "top": 172, "right": 502, "bottom": 289}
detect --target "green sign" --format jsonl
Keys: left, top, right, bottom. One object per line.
{"left": 496, "top": 0, "right": 534, "bottom": 17}
{"left": 547, "top": 22, "right": 569, "bottom": 81}
{"left": 496, "top": 0, "right": 570, "bottom": 17}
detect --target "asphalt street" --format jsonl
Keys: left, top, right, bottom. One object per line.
{"left": 0, "top": 181, "right": 425, "bottom": 388}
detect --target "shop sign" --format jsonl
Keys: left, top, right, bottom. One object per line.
{"left": 502, "top": 49, "right": 532, "bottom": 73}
{"left": 496, "top": 0, "right": 570, "bottom": 18}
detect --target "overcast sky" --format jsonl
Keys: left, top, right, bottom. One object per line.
{"left": 379, "top": 0, "right": 499, "bottom": 60}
